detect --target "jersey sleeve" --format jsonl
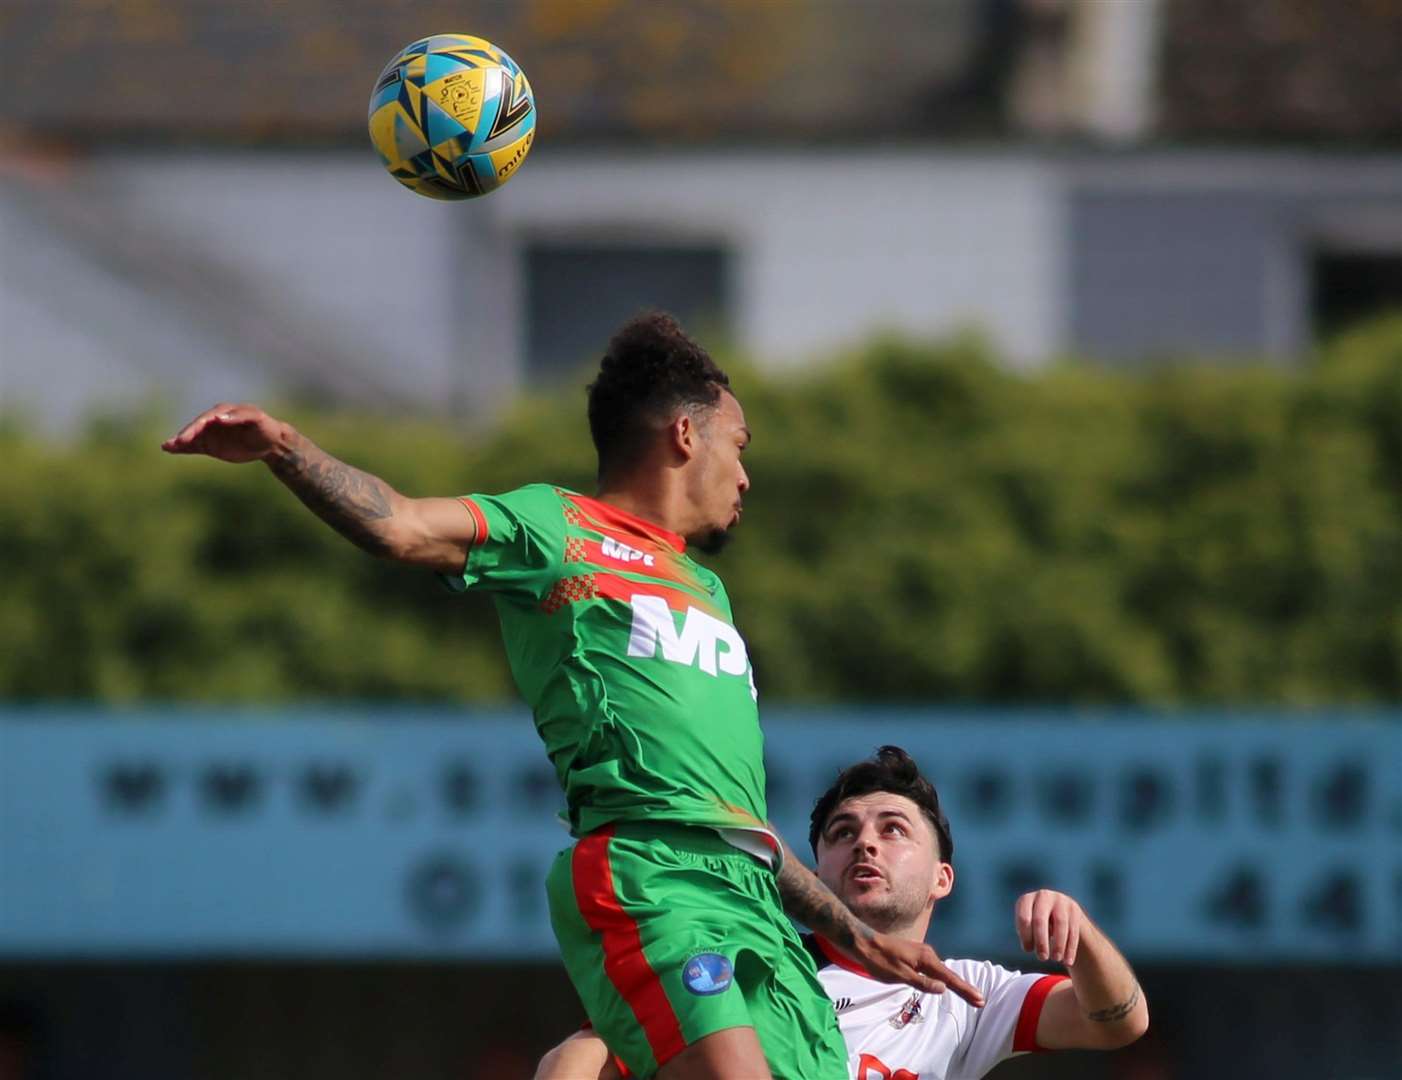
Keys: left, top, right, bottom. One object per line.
{"left": 440, "top": 484, "right": 562, "bottom": 601}
{"left": 948, "top": 959, "right": 1069, "bottom": 1079}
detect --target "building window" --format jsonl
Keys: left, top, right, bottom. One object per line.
{"left": 1312, "top": 250, "right": 1402, "bottom": 341}
{"left": 523, "top": 241, "right": 731, "bottom": 380}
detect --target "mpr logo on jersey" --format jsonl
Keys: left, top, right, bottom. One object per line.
{"left": 681, "top": 952, "right": 733, "bottom": 996}
{"left": 627, "top": 595, "right": 758, "bottom": 700}
{"left": 600, "top": 536, "right": 655, "bottom": 568}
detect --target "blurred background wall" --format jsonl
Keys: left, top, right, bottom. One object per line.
{"left": 1, "top": 1, "right": 1399, "bottom": 1078}
{"left": 4, "top": 0, "right": 1400, "bottom": 428}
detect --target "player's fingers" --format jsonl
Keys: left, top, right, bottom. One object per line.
{"left": 172, "top": 408, "right": 269, "bottom": 457}
{"left": 162, "top": 417, "right": 209, "bottom": 450}
{"left": 163, "top": 403, "right": 236, "bottom": 449}
{"left": 1032, "top": 891, "right": 1054, "bottom": 960}
{"left": 1014, "top": 893, "right": 1035, "bottom": 951}
{"left": 1065, "top": 916, "right": 1081, "bottom": 968}
{"left": 925, "top": 956, "right": 984, "bottom": 1008}
{"left": 1049, "top": 901, "right": 1070, "bottom": 964}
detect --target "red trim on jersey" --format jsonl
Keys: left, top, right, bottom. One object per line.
{"left": 814, "top": 933, "right": 873, "bottom": 977}
{"left": 574, "top": 520, "right": 681, "bottom": 565}
{"left": 566, "top": 493, "right": 687, "bottom": 553}
{"left": 581, "top": 537, "right": 704, "bottom": 591}
{"left": 571, "top": 827, "right": 687, "bottom": 1069}
{"left": 594, "top": 572, "right": 722, "bottom": 619}
{"left": 1013, "top": 974, "right": 1070, "bottom": 1053}
{"left": 457, "top": 497, "right": 489, "bottom": 547}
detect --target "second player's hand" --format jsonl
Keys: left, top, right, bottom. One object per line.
{"left": 161, "top": 403, "right": 284, "bottom": 463}
{"left": 851, "top": 931, "right": 985, "bottom": 1008}
{"left": 1015, "top": 889, "right": 1084, "bottom": 966}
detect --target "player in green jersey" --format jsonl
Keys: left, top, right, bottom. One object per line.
{"left": 162, "top": 312, "right": 982, "bottom": 1079}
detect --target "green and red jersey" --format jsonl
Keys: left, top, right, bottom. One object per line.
{"left": 445, "top": 484, "right": 772, "bottom": 846}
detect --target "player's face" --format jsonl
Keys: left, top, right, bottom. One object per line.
{"left": 815, "top": 792, "right": 953, "bottom": 936}
{"left": 687, "top": 390, "right": 751, "bottom": 555}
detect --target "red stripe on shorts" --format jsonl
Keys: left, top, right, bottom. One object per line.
{"left": 1013, "top": 974, "right": 1070, "bottom": 1052}
{"left": 572, "top": 827, "right": 687, "bottom": 1068}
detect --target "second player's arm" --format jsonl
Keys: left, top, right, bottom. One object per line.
{"left": 774, "top": 835, "right": 984, "bottom": 1007}
{"left": 1017, "top": 890, "right": 1149, "bottom": 1050}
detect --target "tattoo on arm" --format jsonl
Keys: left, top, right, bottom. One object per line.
{"left": 268, "top": 447, "right": 396, "bottom": 556}
{"left": 776, "top": 859, "right": 869, "bottom": 950}
{"left": 1086, "top": 983, "right": 1140, "bottom": 1023}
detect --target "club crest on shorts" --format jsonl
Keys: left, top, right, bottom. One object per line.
{"left": 681, "top": 952, "right": 733, "bottom": 996}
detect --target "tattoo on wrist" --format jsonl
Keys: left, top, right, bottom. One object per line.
{"left": 269, "top": 447, "right": 394, "bottom": 555}
{"left": 1086, "top": 983, "right": 1140, "bottom": 1023}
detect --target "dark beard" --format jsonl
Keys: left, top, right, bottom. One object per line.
{"left": 692, "top": 527, "right": 733, "bottom": 555}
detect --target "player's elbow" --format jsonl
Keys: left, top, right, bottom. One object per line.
{"left": 325, "top": 515, "right": 406, "bottom": 562}
{"left": 375, "top": 525, "right": 419, "bottom": 563}
{"left": 379, "top": 502, "right": 469, "bottom": 571}
{"left": 1125, "top": 1002, "right": 1150, "bottom": 1044}
{"left": 370, "top": 516, "right": 439, "bottom": 565}
{"left": 1097, "top": 1002, "right": 1149, "bottom": 1049}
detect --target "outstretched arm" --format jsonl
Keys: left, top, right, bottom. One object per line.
{"left": 1014, "top": 890, "right": 1148, "bottom": 1050}
{"left": 775, "top": 836, "right": 984, "bottom": 1008}
{"left": 162, "top": 403, "right": 475, "bottom": 573}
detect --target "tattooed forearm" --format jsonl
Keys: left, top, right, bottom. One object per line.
{"left": 267, "top": 446, "right": 397, "bottom": 556}
{"left": 776, "top": 858, "right": 869, "bottom": 950}
{"left": 1086, "top": 983, "right": 1140, "bottom": 1023}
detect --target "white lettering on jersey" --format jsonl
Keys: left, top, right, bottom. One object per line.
{"left": 626, "top": 595, "right": 751, "bottom": 683}
{"left": 601, "top": 536, "right": 655, "bottom": 567}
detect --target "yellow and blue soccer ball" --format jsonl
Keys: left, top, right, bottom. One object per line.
{"left": 368, "top": 34, "right": 536, "bottom": 200}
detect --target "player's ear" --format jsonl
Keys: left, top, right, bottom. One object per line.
{"left": 671, "top": 412, "right": 698, "bottom": 461}
{"left": 930, "top": 861, "right": 954, "bottom": 903}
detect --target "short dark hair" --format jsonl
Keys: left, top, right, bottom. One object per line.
{"left": 808, "top": 746, "right": 954, "bottom": 864}
{"left": 586, "top": 311, "right": 731, "bottom": 478}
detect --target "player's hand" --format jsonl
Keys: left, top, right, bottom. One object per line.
{"left": 161, "top": 403, "right": 285, "bottom": 463}
{"left": 851, "top": 931, "right": 985, "bottom": 1008}
{"left": 1015, "top": 889, "right": 1085, "bottom": 967}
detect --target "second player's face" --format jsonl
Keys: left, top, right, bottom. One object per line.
{"left": 687, "top": 390, "right": 751, "bottom": 555}
{"left": 815, "top": 792, "right": 952, "bottom": 936}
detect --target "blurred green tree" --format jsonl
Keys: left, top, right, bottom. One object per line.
{"left": 2, "top": 319, "right": 1398, "bottom": 706}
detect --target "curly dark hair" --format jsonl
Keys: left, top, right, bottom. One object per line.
{"left": 808, "top": 746, "right": 954, "bottom": 864}
{"left": 586, "top": 311, "right": 731, "bottom": 478}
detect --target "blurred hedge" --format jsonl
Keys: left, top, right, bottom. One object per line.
{"left": 3, "top": 319, "right": 1399, "bottom": 705}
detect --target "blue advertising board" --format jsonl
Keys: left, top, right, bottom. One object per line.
{"left": 1, "top": 708, "right": 1398, "bottom": 965}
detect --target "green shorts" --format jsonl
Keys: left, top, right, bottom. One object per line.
{"left": 546, "top": 821, "right": 847, "bottom": 1079}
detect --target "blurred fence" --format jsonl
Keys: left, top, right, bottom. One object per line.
{"left": 3, "top": 708, "right": 1397, "bottom": 966}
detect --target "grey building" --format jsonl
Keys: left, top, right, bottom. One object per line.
{"left": 3, "top": 146, "right": 1399, "bottom": 429}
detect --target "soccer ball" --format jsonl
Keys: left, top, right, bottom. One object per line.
{"left": 368, "top": 33, "right": 536, "bottom": 200}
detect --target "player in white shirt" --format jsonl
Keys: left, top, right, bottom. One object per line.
{"left": 537, "top": 746, "right": 1147, "bottom": 1079}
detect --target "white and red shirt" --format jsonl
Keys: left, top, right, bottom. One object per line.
{"left": 804, "top": 935, "right": 1069, "bottom": 1080}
